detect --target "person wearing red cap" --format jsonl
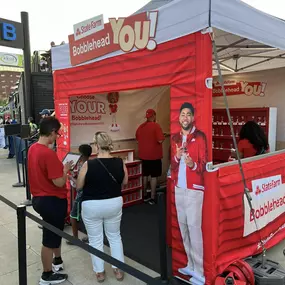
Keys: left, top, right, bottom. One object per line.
{"left": 135, "top": 109, "right": 165, "bottom": 205}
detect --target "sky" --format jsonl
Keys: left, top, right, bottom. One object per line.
{"left": 0, "top": 0, "right": 149, "bottom": 54}
{"left": 0, "top": 0, "right": 284, "bottom": 55}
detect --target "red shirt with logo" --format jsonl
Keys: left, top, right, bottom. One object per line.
{"left": 109, "top": 104, "right": 118, "bottom": 114}
{"left": 136, "top": 121, "right": 164, "bottom": 160}
{"left": 28, "top": 143, "right": 67, "bottom": 199}
{"left": 171, "top": 128, "right": 207, "bottom": 190}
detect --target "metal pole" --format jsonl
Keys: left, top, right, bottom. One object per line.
{"left": 12, "top": 136, "right": 24, "bottom": 187}
{"left": 21, "top": 150, "right": 26, "bottom": 188}
{"left": 21, "top": 12, "right": 32, "bottom": 123}
{"left": 17, "top": 205, "right": 27, "bottom": 285}
{"left": 157, "top": 191, "right": 168, "bottom": 283}
{"left": 21, "top": 139, "right": 32, "bottom": 206}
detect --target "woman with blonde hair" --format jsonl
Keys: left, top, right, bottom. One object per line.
{"left": 77, "top": 131, "right": 128, "bottom": 283}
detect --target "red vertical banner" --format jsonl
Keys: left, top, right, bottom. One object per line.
{"left": 54, "top": 99, "right": 70, "bottom": 160}
{"left": 54, "top": 99, "right": 71, "bottom": 218}
{"left": 170, "top": 32, "right": 213, "bottom": 285}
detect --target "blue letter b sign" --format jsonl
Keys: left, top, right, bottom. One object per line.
{"left": 2, "top": 23, "right": 17, "bottom": 41}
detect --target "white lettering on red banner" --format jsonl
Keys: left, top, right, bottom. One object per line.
{"left": 243, "top": 175, "right": 284, "bottom": 237}
{"left": 69, "top": 11, "right": 158, "bottom": 66}
{"left": 58, "top": 103, "right": 68, "bottom": 117}
{"left": 213, "top": 80, "right": 267, "bottom": 97}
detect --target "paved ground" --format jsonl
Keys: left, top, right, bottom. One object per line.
{"left": 0, "top": 149, "right": 159, "bottom": 285}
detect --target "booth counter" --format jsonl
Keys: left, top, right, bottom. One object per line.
{"left": 51, "top": 0, "right": 285, "bottom": 284}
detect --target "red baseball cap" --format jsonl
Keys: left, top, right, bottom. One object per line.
{"left": 145, "top": 109, "right": 156, "bottom": 118}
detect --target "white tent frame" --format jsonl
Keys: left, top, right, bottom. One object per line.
{"left": 52, "top": 0, "right": 285, "bottom": 74}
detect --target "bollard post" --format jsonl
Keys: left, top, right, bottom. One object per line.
{"left": 24, "top": 140, "right": 31, "bottom": 201}
{"left": 13, "top": 136, "right": 24, "bottom": 187}
{"left": 17, "top": 205, "right": 27, "bottom": 285}
{"left": 21, "top": 150, "right": 26, "bottom": 188}
{"left": 21, "top": 140, "right": 32, "bottom": 206}
{"left": 157, "top": 191, "right": 168, "bottom": 283}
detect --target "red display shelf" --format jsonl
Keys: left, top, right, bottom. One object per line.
{"left": 122, "top": 186, "right": 142, "bottom": 195}
{"left": 212, "top": 107, "right": 275, "bottom": 164}
{"left": 123, "top": 199, "right": 143, "bottom": 208}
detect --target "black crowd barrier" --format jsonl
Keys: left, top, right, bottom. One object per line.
{"left": 0, "top": 191, "right": 170, "bottom": 285}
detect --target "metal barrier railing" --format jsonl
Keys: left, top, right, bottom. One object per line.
{"left": 0, "top": 191, "right": 169, "bottom": 285}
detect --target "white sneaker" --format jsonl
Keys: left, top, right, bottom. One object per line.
{"left": 189, "top": 274, "right": 205, "bottom": 284}
{"left": 178, "top": 266, "right": 194, "bottom": 276}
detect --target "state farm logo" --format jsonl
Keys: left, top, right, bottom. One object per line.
{"left": 76, "top": 28, "right": 81, "bottom": 37}
{"left": 252, "top": 175, "right": 282, "bottom": 197}
{"left": 255, "top": 186, "right": 262, "bottom": 196}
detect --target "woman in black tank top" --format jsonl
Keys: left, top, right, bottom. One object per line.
{"left": 77, "top": 132, "right": 128, "bottom": 282}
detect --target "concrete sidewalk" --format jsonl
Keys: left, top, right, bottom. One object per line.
{"left": 0, "top": 149, "right": 158, "bottom": 285}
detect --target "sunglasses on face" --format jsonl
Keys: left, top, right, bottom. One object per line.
{"left": 52, "top": 129, "right": 62, "bottom": 137}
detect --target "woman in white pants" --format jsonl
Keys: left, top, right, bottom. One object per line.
{"left": 77, "top": 132, "right": 128, "bottom": 282}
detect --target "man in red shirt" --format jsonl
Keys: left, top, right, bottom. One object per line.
{"left": 171, "top": 102, "right": 207, "bottom": 284}
{"left": 136, "top": 109, "right": 165, "bottom": 205}
{"left": 28, "top": 117, "right": 72, "bottom": 285}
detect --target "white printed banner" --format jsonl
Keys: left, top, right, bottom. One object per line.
{"left": 243, "top": 174, "right": 285, "bottom": 236}
{"left": 70, "top": 86, "right": 168, "bottom": 146}
{"left": 73, "top": 14, "right": 104, "bottom": 41}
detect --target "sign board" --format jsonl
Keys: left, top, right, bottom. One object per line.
{"left": 0, "top": 52, "right": 23, "bottom": 67}
{"left": 69, "top": 87, "right": 166, "bottom": 146}
{"left": 68, "top": 11, "right": 158, "bottom": 66}
{"left": 73, "top": 14, "right": 104, "bottom": 41}
{"left": 0, "top": 18, "right": 24, "bottom": 49}
{"left": 243, "top": 174, "right": 285, "bottom": 237}
{"left": 213, "top": 80, "right": 267, "bottom": 97}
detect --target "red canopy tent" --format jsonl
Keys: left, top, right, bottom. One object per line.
{"left": 52, "top": 0, "right": 285, "bottom": 284}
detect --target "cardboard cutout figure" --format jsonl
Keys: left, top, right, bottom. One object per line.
{"left": 171, "top": 102, "right": 208, "bottom": 285}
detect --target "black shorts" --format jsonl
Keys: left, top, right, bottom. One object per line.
{"left": 141, "top": 159, "right": 162, "bottom": 178}
{"left": 32, "top": 196, "right": 67, "bottom": 249}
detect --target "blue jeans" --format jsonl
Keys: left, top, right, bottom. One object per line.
{"left": 8, "top": 136, "right": 15, "bottom": 157}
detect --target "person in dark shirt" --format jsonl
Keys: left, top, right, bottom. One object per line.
{"left": 77, "top": 131, "right": 128, "bottom": 283}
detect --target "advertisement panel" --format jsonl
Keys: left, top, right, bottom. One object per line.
{"left": 0, "top": 52, "right": 23, "bottom": 67}
{"left": 213, "top": 80, "right": 267, "bottom": 97}
{"left": 69, "top": 87, "right": 167, "bottom": 146}
{"left": 69, "top": 11, "right": 158, "bottom": 66}
{"left": 244, "top": 175, "right": 285, "bottom": 236}
{"left": 54, "top": 100, "right": 70, "bottom": 160}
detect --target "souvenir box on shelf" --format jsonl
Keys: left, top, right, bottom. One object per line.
{"left": 212, "top": 107, "right": 277, "bottom": 164}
